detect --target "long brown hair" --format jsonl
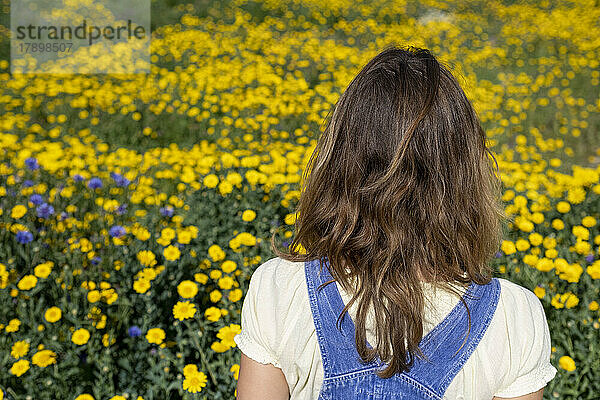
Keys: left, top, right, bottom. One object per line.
{"left": 271, "top": 44, "right": 506, "bottom": 378}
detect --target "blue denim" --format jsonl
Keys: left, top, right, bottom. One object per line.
{"left": 305, "top": 257, "right": 501, "bottom": 400}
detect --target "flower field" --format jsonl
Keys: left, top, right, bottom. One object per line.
{"left": 0, "top": 0, "right": 599, "bottom": 399}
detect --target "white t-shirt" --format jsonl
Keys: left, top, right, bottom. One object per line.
{"left": 234, "top": 257, "right": 557, "bottom": 399}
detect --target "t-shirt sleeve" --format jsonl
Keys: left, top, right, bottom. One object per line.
{"left": 233, "top": 258, "right": 282, "bottom": 368}
{"left": 493, "top": 283, "right": 557, "bottom": 398}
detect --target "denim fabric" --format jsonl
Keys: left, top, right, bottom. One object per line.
{"left": 305, "top": 257, "right": 501, "bottom": 400}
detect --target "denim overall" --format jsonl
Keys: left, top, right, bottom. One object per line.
{"left": 304, "top": 258, "right": 501, "bottom": 400}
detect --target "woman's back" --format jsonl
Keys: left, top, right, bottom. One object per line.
{"left": 234, "top": 257, "right": 557, "bottom": 399}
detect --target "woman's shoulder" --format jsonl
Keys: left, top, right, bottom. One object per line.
{"left": 248, "top": 256, "right": 306, "bottom": 294}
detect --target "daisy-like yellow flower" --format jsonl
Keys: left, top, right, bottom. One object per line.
{"left": 34, "top": 262, "right": 53, "bottom": 278}
{"left": 146, "top": 328, "right": 166, "bottom": 345}
{"left": 204, "top": 307, "right": 221, "bottom": 322}
{"left": 163, "top": 245, "right": 181, "bottom": 261}
{"left": 10, "top": 359, "right": 30, "bottom": 376}
{"left": 559, "top": 355, "right": 576, "bottom": 371}
{"left": 208, "top": 244, "right": 225, "bottom": 261}
{"left": 74, "top": 395, "right": 95, "bottom": 400}
{"left": 11, "top": 205, "right": 27, "bottom": 219}
{"left": 44, "top": 306, "right": 62, "bottom": 323}
{"left": 217, "top": 324, "right": 241, "bottom": 348}
{"left": 173, "top": 301, "right": 197, "bottom": 321}
{"left": 177, "top": 280, "right": 198, "bottom": 298}
{"left": 11, "top": 340, "right": 30, "bottom": 359}
{"left": 17, "top": 275, "right": 38, "bottom": 290}
{"left": 183, "top": 364, "right": 199, "bottom": 377}
{"left": 137, "top": 250, "right": 157, "bottom": 267}
{"left": 242, "top": 209, "right": 256, "bottom": 222}
{"left": 133, "top": 278, "right": 151, "bottom": 293}
{"left": 183, "top": 371, "right": 208, "bottom": 393}
{"left": 71, "top": 328, "right": 91, "bottom": 345}
{"left": 32, "top": 349, "right": 57, "bottom": 367}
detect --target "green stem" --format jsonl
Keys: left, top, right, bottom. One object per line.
{"left": 185, "top": 321, "right": 218, "bottom": 387}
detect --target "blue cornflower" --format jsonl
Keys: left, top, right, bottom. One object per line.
{"left": 36, "top": 203, "right": 55, "bottom": 219}
{"left": 29, "top": 194, "right": 44, "bottom": 205}
{"left": 16, "top": 230, "right": 33, "bottom": 244}
{"left": 22, "top": 180, "right": 34, "bottom": 187}
{"left": 128, "top": 326, "right": 142, "bottom": 337}
{"left": 91, "top": 256, "right": 101, "bottom": 265}
{"left": 160, "top": 206, "right": 174, "bottom": 217}
{"left": 111, "top": 172, "right": 131, "bottom": 187}
{"left": 73, "top": 174, "right": 84, "bottom": 182}
{"left": 586, "top": 254, "right": 595, "bottom": 263}
{"left": 25, "top": 157, "right": 39, "bottom": 170}
{"left": 88, "top": 177, "right": 103, "bottom": 189}
{"left": 116, "top": 204, "right": 128, "bottom": 215}
{"left": 109, "top": 225, "right": 126, "bottom": 238}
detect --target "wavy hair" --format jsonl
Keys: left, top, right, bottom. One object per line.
{"left": 272, "top": 44, "right": 506, "bottom": 378}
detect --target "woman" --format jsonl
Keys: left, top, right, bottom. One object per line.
{"left": 234, "top": 45, "right": 557, "bottom": 399}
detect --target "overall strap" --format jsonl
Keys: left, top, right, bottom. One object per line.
{"left": 305, "top": 256, "right": 501, "bottom": 396}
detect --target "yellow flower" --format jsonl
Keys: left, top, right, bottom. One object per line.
{"left": 217, "top": 324, "right": 241, "bottom": 348}
{"left": 558, "top": 355, "right": 576, "bottom": 371}
{"left": 146, "top": 328, "right": 166, "bottom": 345}
{"left": 87, "top": 290, "right": 101, "bottom": 303}
{"left": 34, "top": 262, "right": 53, "bottom": 278}
{"left": 9, "top": 359, "right": 30, "bottom": 376}
{"left": 72, "top": 328, "right": 91, "bottom": 345}
{"left": 177, "top": 280, "right": 198, "bottom": 298}
{"left": 551, "top": 292, "right": 579, "bottom": 309}
{"left": 551, "top": 219, "right": 564, "bottom": 230}
{"left": 183, "top": 364, "right": 199, "bottom": 377}
{"left": 210, "top": 289, "right": 222, "bottom": 303}
{"left": 218, "top": 181, "right": 233, "bottom": 195}
{"left": 74, "top": 395, "right": 95, "bottom": 400}
{"left": 133, "top": 278, "right": 151, "bottom": 293}
{"left": 11, "top": 205, "right": 27, "bottom": 219}
{"left": 533, "top": 287, "right": 545, "bottom": 299}
{"left": 208, "top": 244, "right": 225, "bottom": 261}
{"left": 11, "top": 340, "right": 30, "bottom": 359}
{"left": 109, "top": 396, "right": 126, "bottom": 400}
{"left": 194, "top": 273, "right": 209, "bottom": 284}
{"left": 211, "top": 341, "right": 230, "bottom": 352}
{"left": 500, "top": 240, "right": 516, "bottom": 255}
{"left": 44, "top": 306, "right": 62, "bottom": 323}
{"left": 587, "top": 260, "right": 600, "bottom": 279}
{"left": 528, "top": 233, "right": 543, "bottom": 246}
{"left": 183, "top": 371, "right": 208, "bottom": 393}
{"left": 535, "top": 258, "right": 554, "bottom": 272}
{"left": 242, "top": 209, "right": 256, "bottom": 222}
{"left": 203, "top": 174, "right": 219, "bottom": 188}
{"left": 163, "top": 245, "right": 181, "bottom": 261}
{"left": 556, "top": 201, "right": 571, "bottom": 213}
{"left": 6, "top": 318, "right": 21, "bottom": 333}
{"left": 137, "top": 250, "right": 157, "bottom": 267}
{"left": 284, "top": 213, "right": 297, "bottom": 225}
{"left": 204, "top": 307, "right": 222, "bottom": 322}
{"left": 218, "top": 276, "right": 234, "bottom": 290}
{"left": 32, "top": 349, "right": 57, "bottom": 367}
{"left": 221, "top": 260, "right": 237, "bottom": 273}
{"left": 589, "top": 301, "right": 599, "bottom": 311}
{"left": 230, "top": 363, "right": 240, "bottom": 380}
{"left": 17, "top": 275, "right": 38, "bottom": 290}
{"left": 229, "top": 288, "right": 243, "bottom": 302}
{"left": 173, "top": 301, "right": 197, "bottom": 321}
{"left": 582, "top": 216, "right": 597, "bottom": 227}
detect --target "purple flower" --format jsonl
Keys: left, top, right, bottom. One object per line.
{"left": 111, "top": 172, "right": 130, "bottom": 187}
{"left": 128, "top": 326, "right": 142, "bottom": 337}
{"left": 282, "top": 241, "right": 289, "bottom": 248}
{"left": 36, "top": 203, "right": 55, "bottom": 219}
{"left": 29, "top": 194, "right": 44, "bottom": 205}
{"left": 91, "top": 256, "right": 101, "bottom": 265}
{"left": 116, "top": 204, "right": 128, "bottom": 215}
{"left": 109, "top": 225, "right": 126, "bottom": 238}
{"left": 586, "top": 254, "right": 595, "bottom": 263}
{"left": 22, "top": 180, "right": 34, "bottom": 187}
{"left": 87, "top": 177, "right": 103, "bottom": 189}
{"left": 16, "top": 230, "right": 33, "bottom": 244}
{"left": 25, "top": 157, "right": 39, "bottom": 170}
{"left": 59, "top": 211, "right": 69, "bottom": 220}
{"left": 495, "top": 251, "right": 503, "bottom": 258}
{"left": 73, "top": 174, "right": 84, "bottom": 182}
{"left": 160, "top": 206, "right": 174, "bottom": 217}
